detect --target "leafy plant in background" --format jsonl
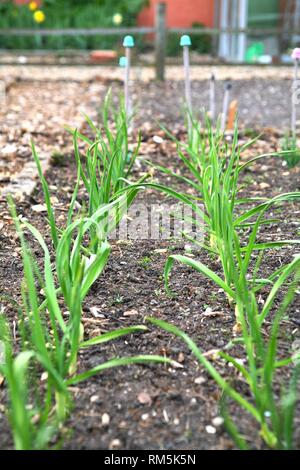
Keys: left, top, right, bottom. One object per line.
{"left": 0, "top": 0, "right": 148, "bottom": 50}
{"left": 0, "top": 1, "right": 44, "bottom": 49}
{"left": 147, "top": 264, "right": 300, "bottom": 449}
{"left": 167, "top": 23, "right": 212, "bottom": 57}
{"left": 280, "top": 132, "right": 300, "bottom": 168}
{"left": 189, "top": 22, "right": 211, "bottom": 54}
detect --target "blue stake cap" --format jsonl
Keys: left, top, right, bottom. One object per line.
{"left": 119, "top": 56, "right": 127, "bottom": 67}
{"left": 180, "top": 35, "right": 192, "bottom": 47}
{"left": 123, "top": 35, "right": 135, "bottom": 48}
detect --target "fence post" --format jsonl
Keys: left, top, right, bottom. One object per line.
{"left": 155, "top": 2, "right": 166, "bottom": 81}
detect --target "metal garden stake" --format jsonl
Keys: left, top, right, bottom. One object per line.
{"left": 221, "top": 80, "right": 232, "bottom": 132}
{"left": 291, "top": 48, "right": 300, "bottom": 137}
{"left": 210, "top": 71, "right": 216, "bottom": 124}
{"left": 119, "top": 55, "right": 127, "bottom": 96}
{"left": 180, "top": 35, "right": 192, "bottom": 136}
{"left": 123, "top": 35, "right": 135, "bottom": 124}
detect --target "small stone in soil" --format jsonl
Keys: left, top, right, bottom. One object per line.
{"left": 109, "top": 438, "right": 122, "bottom": 450}
{"left": 102, "top": 413, "right": 110, "bottom": 426}
{"left": 206, "top": 425, "right": 217, "bottom": 434}
{"left": 177, "top": 352, "right": 185, "bottom": 363}
{"left": 31, "top": 204, "right": 47, "bottom": 213}
{"left": 153, "top": 135, "right": 163, "bottom": 144}
{"left": 212, "top": 416, "right": 224, "bottom": 427}
{"left": 90, "top": 395, "right": 100, "bottom": 403}
{"left": 123, "top": 309, "right": 138, "bottom": 317}
{"left": 194, "top": 376, "right": 206, "bottom": 385}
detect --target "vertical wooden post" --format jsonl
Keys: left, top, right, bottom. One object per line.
{"left": 155, "top": 2, "right": 166, "bottom": 81}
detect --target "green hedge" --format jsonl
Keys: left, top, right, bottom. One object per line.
{"left": 167, "top": 22, "right": 212, "bottom": 57}
{"left": 0, "top": 0, "right": 148, "bottom": 50}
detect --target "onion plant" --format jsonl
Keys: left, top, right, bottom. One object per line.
{"left": 68, "top": 90, "right": 142, "bottom": 212}
{"left": 280, "top": 132, "right": 300, "bottom": 169}
{"left": 164, "top": 190, "right": 300, "bottom": 327}
{"left": 2, "top": 90, "right": 180, "bottom": 450}
{"left": 147, "top": 265, "right": 300, "bottom": 449}
{"left": 132, "top": 119, "right": 300, "bottom": 325}
{"left": 34, "top": 91, "right": 145, "bottom": 253}
{"left": 0, "top": 316, "right": 55, "bottom": 450}
{"left": 5, "top": 196, "right": 176, "bottom": 445}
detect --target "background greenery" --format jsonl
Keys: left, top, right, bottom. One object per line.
{"left": 0, "top": 0, "right": 148, "bottom": 50}
{"left": 167, "top": 22, "right": 212, "bottom": 56}
{"left": 0, "top": 0, "right": 212, "bottom": 55}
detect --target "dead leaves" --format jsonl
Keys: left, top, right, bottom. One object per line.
{"left": 137, "top": 391, "right": 152, "bottom": 406}
{"left": 123, "top": 309, "right": 138, "bottom": 317}
{"left": 31, "top": 203, "right": 47, "bottom": 213}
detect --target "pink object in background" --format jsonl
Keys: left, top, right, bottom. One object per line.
{"left": 291, "top": 49, "right": 300, "bottom": 135}
{"left": 292, "top": 48, "right": 300, "bottom": 60}
{"left": 89, "top": 51, "right": 117, "bottom": 63}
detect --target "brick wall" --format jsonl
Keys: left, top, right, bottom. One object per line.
{"left": 138, "top": 0, "right": 214, "bottom": 28}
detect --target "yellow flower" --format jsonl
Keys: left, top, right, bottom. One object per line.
{"left": 112, "top": 13, "right": 123, "bottom": 26}
{"left": 33, "top": 10, "right": 45, "bottom": 24}
{"left": 29, "top": 1, "right": 38, "bottom": 11}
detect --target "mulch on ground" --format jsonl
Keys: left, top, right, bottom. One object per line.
{"left": 0, "top": 72, "right": 300, "bottom": 449}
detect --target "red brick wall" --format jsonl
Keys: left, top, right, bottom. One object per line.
{"left": 138, "top": 0, "right": 214, "bottom": 28}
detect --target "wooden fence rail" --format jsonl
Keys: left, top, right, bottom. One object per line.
{"left": 0, "top": 27, "right": 155, "bottom": 36}
{"left": 0, "top": 27, "right": 298, "bottom": 37}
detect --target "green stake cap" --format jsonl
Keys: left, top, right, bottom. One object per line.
{"left": 180, "top": 35, "right": 192, "bottom": 47}
{"left": 123, "top": 35, "right": 135, "bottom": 48}
{"left": 119, "top": 56, "right": 127, "bottom": 67}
